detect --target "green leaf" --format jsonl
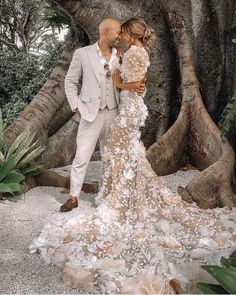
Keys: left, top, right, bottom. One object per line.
{"left": 0, "top": 155, "right": 18, "bottom": 182}
{"left": 3, "top": 171, "right": 25, "bottom": 184}
{"left": 18, "top": 146, "right": 45, "bottom": 168}
{"left": 5, "top": 129, "right": 29, "bottom": 160}
{"left": 19, "top": 131, "right": 36, "bottom": 151}
{"left": 14, "top": 146, "right": 32, "bottom": 164}
{"left": 202, "top": 265, "right": 236, "bottom": 294}
{"left": 229, "top": 258, "right": 236, "bottom": 268}
{"left": 196, "top": 282, "right": 228, "bottom": 294}
{"left": 0, "top": 182, "right": 24, "bottom": 195}
{"left": 8, "top": 131, "right": 36, "bottom": 164}
{"left": 221, "top": 256, "right": 236, "bottom": 268}
{"left": 20, "top": 164, "right": 42, "bottom": 177}
{"left": 0, "top": 151, "right": 4, "bottom": 164}
{"left": 221, "top": 257, "right": 231, "bottom": 268}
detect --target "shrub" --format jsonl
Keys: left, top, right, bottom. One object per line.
{"left": 0, "top": 110, "right": 44, "bottom": 196}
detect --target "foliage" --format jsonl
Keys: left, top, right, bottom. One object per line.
{"left": 0, "top": 52, "right": 44, "bottom": 104}
{"left": 0, "top": 0, "right": 48, "bottom": 54}
{"left": 0, "top": 37, "right": 64, "bottom": 125}
{"left": 36, "top": 34, "right": 65, "bottom": 63}
{"left": 0, "top": 0, "right": 69, "bottom": 54}
{"left": 219, "top": 96, "right": 236, "bottom": 135}
{"left": 197, "top": 256, "right": 236, "bottom": 294}
{"left": 0, "top": 110, "right": 44, "bottom": 196}
{"left": 1, "top": 100, "right": 27, "bottom": 126}
{"left": 43, "top": 1, "right": 71, "bottom": 33}
{"left": 0, "top": 0, "right": 68, "bottom": 124}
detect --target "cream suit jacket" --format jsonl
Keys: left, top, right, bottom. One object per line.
{"left": 65, "top": 43, "right": 120, "bottom": 122}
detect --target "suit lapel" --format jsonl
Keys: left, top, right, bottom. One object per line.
{"left": 86, "top": 44, "right": 101, "bottom": 84}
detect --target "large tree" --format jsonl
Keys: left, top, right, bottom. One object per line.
{"left": 4, "top": 0, "right": 236, "bottom": 208}
{"left": 0, "top": 0, "right": 70, "bottom": 54}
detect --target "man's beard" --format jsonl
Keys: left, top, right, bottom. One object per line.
{"left": 111, "top": 39, "right": 120, "bottom": 48}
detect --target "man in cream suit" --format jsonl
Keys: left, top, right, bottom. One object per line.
{"left": 60, "top": 18, "right": 144, "bottom": 212}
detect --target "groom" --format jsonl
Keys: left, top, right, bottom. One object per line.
{"left": 60, "top": 18, "right": 145, "bottom": 212}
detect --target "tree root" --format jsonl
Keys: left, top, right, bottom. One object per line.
{"left": 146, "top": 12, "right": 236, "bottom": 208}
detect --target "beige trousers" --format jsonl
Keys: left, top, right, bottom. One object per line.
{"left": 70, "top": 107, "right": 118, "bottom": 198}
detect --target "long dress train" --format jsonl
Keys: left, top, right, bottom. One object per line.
{"left": 30, "top": 45, "right": 236, "bottom": 294}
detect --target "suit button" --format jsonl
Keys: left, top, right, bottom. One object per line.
{"left": 98, "top": 96, "right": 101, "bottom": 99}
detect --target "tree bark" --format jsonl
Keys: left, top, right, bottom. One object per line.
{"left": 146, "top": 12, "right": 236, "bottom": 208}
{"left": 40, "top": 115, "right": 79, "bottom": 168}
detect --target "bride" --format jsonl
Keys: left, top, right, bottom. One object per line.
{"left": 31, "top": 18, "right": 236, "bottom": 294}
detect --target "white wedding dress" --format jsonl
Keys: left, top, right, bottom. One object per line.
{"left": 31, "top": 45, "right": 236, "bottom": 294}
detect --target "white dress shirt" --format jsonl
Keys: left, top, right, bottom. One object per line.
{"left": 96, "top": 41, "right": 117, "bottom": 67}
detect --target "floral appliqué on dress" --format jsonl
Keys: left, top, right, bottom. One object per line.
{"left": 30, "top": 45, "right": 236, "bottom": 294}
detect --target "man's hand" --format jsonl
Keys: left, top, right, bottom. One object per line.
{"left": 112, "top": 69, "right": 122, "bottom": 88}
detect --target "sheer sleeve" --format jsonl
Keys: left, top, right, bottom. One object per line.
{"left": 121, "top": 46, "right": 149, "bottom": 82}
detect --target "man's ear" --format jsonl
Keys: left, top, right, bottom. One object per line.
{"left": 104, "top": 28, "right": 110, "bottom": 36}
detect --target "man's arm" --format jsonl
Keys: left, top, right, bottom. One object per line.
{"left": 64, "top": 49, "right": 83, "bottom": 113}
{"left": 112, "top": 70, "right": 146, "bottom": 96}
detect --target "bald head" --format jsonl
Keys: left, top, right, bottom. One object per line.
{"left": 98, "top": 18, "right": 121, "bottom": 48}
{"left": 99, "top": 18, "right": 121, "bottom": 35}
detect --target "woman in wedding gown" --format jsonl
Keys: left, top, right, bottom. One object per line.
{"left": 31, "top": 18, "right": 236, "bottom": 294}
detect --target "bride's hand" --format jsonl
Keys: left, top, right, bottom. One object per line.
{"left": 112, "top": 69, "right": 122, "bottom": 88}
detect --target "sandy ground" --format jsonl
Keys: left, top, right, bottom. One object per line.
{"left": 0, "top": 161, "right": 199, "bottom": 294}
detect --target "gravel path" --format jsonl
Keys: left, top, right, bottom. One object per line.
{"left": 0, "top": 162, "right": 199, "bottom": 294}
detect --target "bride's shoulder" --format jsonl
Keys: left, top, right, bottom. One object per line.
{"left": 123, "top": 45, "right": 149, "bottom": 65}
{"left": 125, "top": 45, "right": 148, "bottom": 56}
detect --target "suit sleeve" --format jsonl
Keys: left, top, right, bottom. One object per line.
{"left": 64, "top": 48, "right": 83, "bottom": 112}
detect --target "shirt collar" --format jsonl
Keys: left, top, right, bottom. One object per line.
{"left": 96, "top": 41, "right": 117, "bottom": 59}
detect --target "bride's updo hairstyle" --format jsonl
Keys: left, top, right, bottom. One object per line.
{"left": 121, "top": 17, "right": 156, "bottom": 50}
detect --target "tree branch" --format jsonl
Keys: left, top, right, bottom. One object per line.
{"left": 0, "top": 37, "right": 20, "bottom": 53}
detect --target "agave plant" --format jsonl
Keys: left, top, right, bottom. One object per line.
{"left": 197, "top": 256, "right": 236, "bottom": 294}
{"left": 0, "top": 109, "right": 45, "bottom": 196}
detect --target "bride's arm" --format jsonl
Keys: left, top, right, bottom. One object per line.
{"left": 112, "top": 69, "right": 145, "bottom": 92}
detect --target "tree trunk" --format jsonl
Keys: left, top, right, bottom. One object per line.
{"left": 40, "top": 115, "right": 79, "bottom": 168}
{"left": 146, "top": 12, "right": 236, "bottom": 208}
{"left": 3, "top": 0, "right": 236, "bottom": 206}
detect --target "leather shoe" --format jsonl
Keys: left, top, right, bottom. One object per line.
{"left": 60, "top": 198, "right": 78, "bottom": 212}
